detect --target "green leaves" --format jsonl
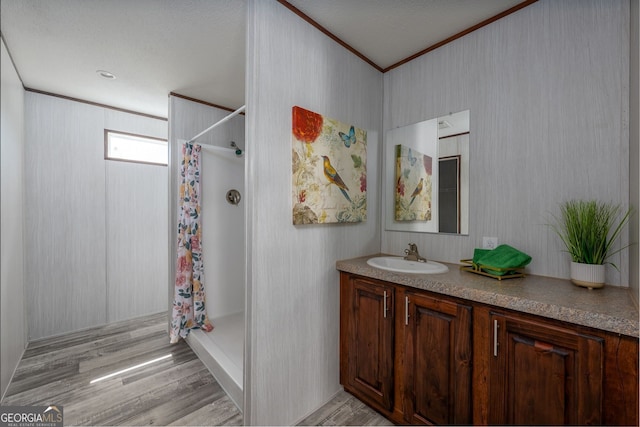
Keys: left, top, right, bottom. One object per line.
{"left": 550, "top": 200, "right": 632, "bottom": 267}
{"left": 177, "top": 288, "right": 192, "bottom": 299}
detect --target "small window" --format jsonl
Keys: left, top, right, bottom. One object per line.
{"left": 105, "top": 130, "right": 168, "bottom": 165}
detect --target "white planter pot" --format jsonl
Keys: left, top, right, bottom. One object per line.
{"left": 570, "top": 262, "right": 605, "bottom": 289}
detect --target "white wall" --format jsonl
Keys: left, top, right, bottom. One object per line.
{"left": 25, "top": 92, "right": 168, "bottom": 339}
{"left": 104, "top": 110, "right": 169, "bottom": 323}
{"left": 383, "top": 0, "right": 631, "bottom": 286}
{"left": 199, "top": 147, "right": 245, "bottom": 319}
{"left": 245, "top": 1, "right": 383, "bottom": 424}
{"left": 630, "top": 0, "right": 639, "bottom": 306}
{"left": 168, "top": 95, "right": 246, "bottom": 323}
{"left": 1, "top": 38, "right": 27, "bottom": 399}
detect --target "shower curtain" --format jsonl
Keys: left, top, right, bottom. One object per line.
{"left": 170, "top": 142, "right": 214, "bottom": 344}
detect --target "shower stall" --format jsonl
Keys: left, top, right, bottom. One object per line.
{"left": 186, "top": 140, "right": 245, "bottom": 408}
{"left": 169, "top": 96, "right": 246, "bottom": 410}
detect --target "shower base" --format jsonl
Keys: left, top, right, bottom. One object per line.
{"left": 186, "top": 311, "right": 244, "bottom": 410}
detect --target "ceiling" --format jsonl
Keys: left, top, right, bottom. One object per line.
{"left": 0, "top": 0, "right": 528, "bottom": 118}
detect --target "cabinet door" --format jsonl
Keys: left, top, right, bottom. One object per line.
{"left": 345, "top": 277, "right": 395, "bottom": 411}
{"left": 489, "top": 311, "right": 603, "bottom": 425}
{"left": 403, "top": 291, "right": 472, "bottom": 425}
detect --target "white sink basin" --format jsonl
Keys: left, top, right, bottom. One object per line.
{"left": 366, "top": 256, "right": 449, "bottom": 274}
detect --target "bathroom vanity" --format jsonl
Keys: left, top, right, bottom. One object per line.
{"left": 337, "top": 255, "right": 639, "bottom": 426}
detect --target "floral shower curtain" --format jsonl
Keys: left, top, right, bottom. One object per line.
{"left": 170, "top": 142, "right": 214, "bottom": 344}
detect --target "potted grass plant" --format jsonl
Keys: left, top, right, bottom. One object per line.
{"left": 550, "top": 199, "right": 632, "bottom": 289}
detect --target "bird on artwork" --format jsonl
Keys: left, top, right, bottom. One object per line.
{"left": 409, "top": 178, "right": 424, "bottom": 206}
{"left": 321, "top": 155, "right": 351, "bottom": 203}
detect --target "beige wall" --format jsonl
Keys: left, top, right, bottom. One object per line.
{"left": 1, "top": 38, "right": 27, "bottom": 399}
{"left": 243, "top": 0, "right": 634, "bottom": 423}
{"left": 630, "top": 0, "right": 639, "bottom": 306}
{"left": 383, "top": 0, "right": 632, "bottom": 286}
{"left": 245, "top": 0, "right": 383, "bottom": 424}
{"left": 24, "top": 93, "right": 168, "bottom": 339}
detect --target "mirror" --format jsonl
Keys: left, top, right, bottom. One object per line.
{"left": 383, "top": 110, "right": 469, "bottom": 234}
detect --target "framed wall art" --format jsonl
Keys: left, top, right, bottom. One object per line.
{"left": 291, "top": 106, "right": 367, "bottom": 225}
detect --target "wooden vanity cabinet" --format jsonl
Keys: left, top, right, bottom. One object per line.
{"left": 601, "top": 332, "right": 639, "bottom": 425}
{"left": 486, "top": 309, "right": 603, "bottom": 425}
{"left": 340, "top": 273, "right": 473, "bottom": 424}
{"left": 340, "top": 271, "right": 638, "bottom": 426}
{"left": 473, "top": 306, "right": 638, "bottom": 426}
{"left": 403, "top": 290, "right": 472, "bottom": 425}
{"left": 340, "top": 273, "right": 395, "bottom": 412}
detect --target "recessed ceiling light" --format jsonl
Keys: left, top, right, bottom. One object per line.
{"left": 96, "top": 70, "right": 116, "bottom": 80}
{"left": 438, "top": 120, "right": 451, "bottom": 129}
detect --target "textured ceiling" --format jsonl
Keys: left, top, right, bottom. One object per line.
{"left": 285, "top": 0, "right": 524, "bottom": 69}
{"left": 0, "top": 0, "right": 247, "bottom": 118}
{"left": 1, "top": 0, "right": 528, "bottom": 118}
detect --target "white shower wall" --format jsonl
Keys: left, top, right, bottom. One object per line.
{"left": 168, "top": 95, "right": 246, "bottom": 321}
{"left": 200, "top": 146, "right": 245, "bottom": 318}
{"left": 185, "top": 156, "right": 245, "bottom": 406}
{"left": 168, "top": 96, "right": 246, "bottom": 408}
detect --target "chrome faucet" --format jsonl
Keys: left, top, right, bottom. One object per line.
{"left": 404, "top": 243, "right": 427, "bottom": 262}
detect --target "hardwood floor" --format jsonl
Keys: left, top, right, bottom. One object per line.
{"left": 1, "top": 312, "right": 242, "bottom": 426}
{"left": 1, "top": 312, "right": 391, "bottom": 426}
{"left": 298, "top": 390, "right": 392, "bottom": 426}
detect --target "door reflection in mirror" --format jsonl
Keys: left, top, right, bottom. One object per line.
{"left": 384, "top": 110, "right": 469, "bottom": 234}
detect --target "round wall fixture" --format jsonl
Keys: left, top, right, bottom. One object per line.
{"left": 96, "top": 70, "right": 116, "bottom": 80}
{"left": 226, "top": 189, "right": 241, "bottom": 205}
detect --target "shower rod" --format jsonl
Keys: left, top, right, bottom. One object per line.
{"left": 187, "top": 105, "right": 246, "bottom": 144}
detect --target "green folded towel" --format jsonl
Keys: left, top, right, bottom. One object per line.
{"left": 473, "top": 244, "right": 532, "bottom": 276}
{"left": 472, "top": 248, "right": 491, "bottom": 264}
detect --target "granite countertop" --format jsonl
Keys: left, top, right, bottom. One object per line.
{"left": 336, "top": 254, "right": 639, "bottom": 338}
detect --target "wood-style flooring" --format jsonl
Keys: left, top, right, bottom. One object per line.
{"left": 298, "top": 390, "right": 392, "bottom": 426}
{"left": 1, "top": 312, "right": 242, "bottom": 426}
{"left": 1, "top": 312, "right": 391, "bottom": 426}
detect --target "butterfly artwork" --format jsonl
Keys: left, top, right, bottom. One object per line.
{"left": 394, "top": 144, "right": 432, "bottom": 222}
{"left": 291, "top": 106, "right": 367, "bottom": 225}
{"left": 339, "top": 126, "right": 356, "bottom": 148}
{"left": 408, "top": 148, "right": 417, "bottom": 166}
